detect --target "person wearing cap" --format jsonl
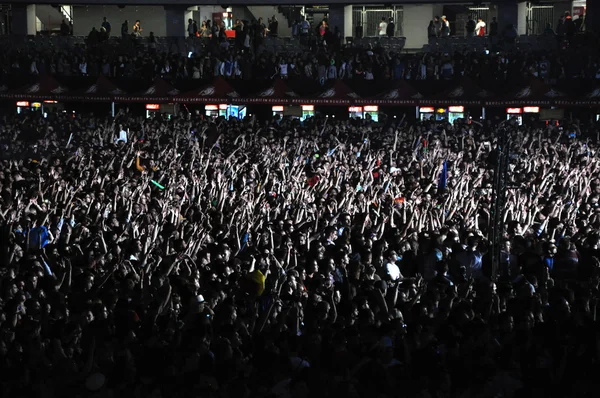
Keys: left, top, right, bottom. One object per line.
{"left": 441, "top": 15, "right": 450, "bottom": 37}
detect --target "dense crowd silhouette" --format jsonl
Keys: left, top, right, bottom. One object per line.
{"left": 1, "top": 110, "right": 600, "bottom": 397}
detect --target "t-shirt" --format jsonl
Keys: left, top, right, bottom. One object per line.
{"left": 379, "top": 21, "right": 388, "bottom": 36}
{"left": 475, "top": 21, "right": 486, "bottom": 36}
{"left": 301, "top": 20, "right": 309, "bottom": 34}
{"left": 116, "top": 129, "right": 127, "bottom": 143}
{"left": 386, "top": 262, "right": 401, "bottom": 281}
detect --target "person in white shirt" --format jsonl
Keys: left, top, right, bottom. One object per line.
{"left": 379, "top": 17, "right": 388, "bottom": 36}
{"left": 79, "top": 59, "right": 88, "bottom": 76}
{"left": 279, "top": 60, "right": 288, "bottom": 78}
{"left": 475, "top": 18, "right": 486, "bottom": 36}
{"left": 115, "top": 124, "right": 128, "bottom": 144}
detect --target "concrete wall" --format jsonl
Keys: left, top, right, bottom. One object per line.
{"left": 165, "top": 6, "right": 187, "bottom": 36}
{"left": 587, "top": 0, "right": 599, "bottom": 33}
{"left": 72, "top": 5, "right": 167, "bottom": 36}
{"left": 517, "top": 1, "right": 527, "bottom": 35}
{"left": 35, "top": 4, "right": 64, "bottom": 31}
{"left": 403, "top": 4, "right": 433, "bottom": 50}
{"left": 497, "top": 1, "right": 519, "bottom": 33}
{"left": 12, "top": 4, "right": 37, "bottom": 35}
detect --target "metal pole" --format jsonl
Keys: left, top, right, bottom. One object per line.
{"left": 490, "top": 127, "right": 511, "bottom": 281}
{"left": 111, "top": 102, "right": 115, "bottom": 117}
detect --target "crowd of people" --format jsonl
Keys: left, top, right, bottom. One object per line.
{"left": 3, "top": 37, "right": 600, "bottom": 83}
{"left": 1, "top": 109, "right": 600, "bottom": 398}
{"left": 1, "top": 11, "right": 598, "bottom": 83}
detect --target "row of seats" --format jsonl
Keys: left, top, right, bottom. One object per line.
{"left": 425, "top": 35, "right": 560, "bottom": 53}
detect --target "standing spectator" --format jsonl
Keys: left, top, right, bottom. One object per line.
{"left": 440, "top": 58, "right": 454, "bottom": 79}
{"left": 355, "top": 21, "right": 363, "bottom": 39}
{"left": 301, "top": 16, "right": 310, "bottom": 37}
{"left": 101, "top": 17, "right": 111, "bottom": 36}
{"left": 502, "top": 24, "right": 518, "bottom": 44}
{"left": 476, "top": 17, "right": 486, "bottom": 36}
{"left": 121, "top": 20, "right": 128, "bottom": 37}
{"left": 564, "top": 12, "right": 575, "bottom": 39}
{"left": 269, "top": 15, "right": 279, "bottom": 37}
{"left": 278, "top": 57, "right": 288, "bottom": 78}
{"left": 466, "top": 15, "right": 476, "bottom": 37}
{"left": 132, "top": 20, "right": 142, "bottom": 37}
{"left": 386, "top": 18, "right": 395, "bottom": 37}
{"left": 574, "top": 15, "right": 583, "bottom": 32}
{"left": 319, "top": 20, "right": 328, "bottom": 38}
{"left": 557, "top": 16, "right": 566, "bottom": 37}
{"left": 148, "top": 31, "right": 157, "bottom": 54}
{"left": 441, "top": 16, "right": 450, "bottom": 37}
{"left": 60, "top": 20, "right": 70, "bottom": 36}
{"left": 379, "top": 17, "right": 388, "bottom": 37}
{"left": 434, "top": 16, "right": 442, "bottom": 37}
{"left": 327, "top": 59, "right": 337, "bottom": 79}
{"left": 200, "top": 20, "right": 209, "bottom": 37}
{"left": 489, "top": 16, "right": 498, "bottom": 36}
{"left": 234, "top": 19, "right": 245, "bottom": 48}
{"left": 188, "top": 19, "right": 197, "bottom": 37}
{"left": 428, "top": 20, "right": 437, "bottom": 38}
{"left": 291, "top": 20, "right": 299, "bottom": 37}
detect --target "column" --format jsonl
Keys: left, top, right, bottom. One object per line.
{"left": 587, "top": 0, "right": 599, "bottom": 33}
{"left": 164, "top": 5, "right": 186, "bottom": 37}
{"left": 495, "top": 1, "right": 519, "bottom": 33}
{"left": 328, "top": 5, "right": 352, "bottom": 39}
{"left": 11, "top": 4, "right": 36, "bottom": 35}
{"left": 403, "top": 5, "right": 433, "bottom": 49}
{"left": 344, "top": 6, "right": 353, "bottom": 39}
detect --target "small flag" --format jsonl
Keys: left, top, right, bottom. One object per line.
{"left": 439, "top": 161, "right": 447, "bottom": 192}
{"left": 151, "top": 180, "right": 165, "bottom": 190}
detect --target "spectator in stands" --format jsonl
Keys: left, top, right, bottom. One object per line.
{"left": 466, "top": 16, "right": 476, "bottom": 38}
{"left": 253, "top": 18, "right": 266, "bottom": 52}
{"left": 319, "top": 20, "right": 328, "bottom": 39}
{"left": 292, "top": 20, "right": 299, "bottom": 38}
{"left": 379, "top": 17, "right": 388, "bottom": 37}
{"left": 234, "top": 19, "right": 245, "bottom": 48}
{"left": 489, "top": 16, "right": 498, "bottom": 36}
{"left": 502, "top": 23, "right": 518, "bottom": 44}
{"left": 101, "top": 17, "right": 111, "bottom": 36}
{"left": 386, "top": 18, "right": 395, "bottom": 38}
{"left": 121, "top": 20, "right": 128, "bottom": 38}
{"left": 188, "top": 19, "right": 197, "bottom": 38}
{"left": 440, "top": 57, "right": 454, "bottom": 79}
{"left": 574, "top": 15, "right": 583, "bottom": 32}
{"left": 441, "top": 16, "right": 450, "bottom": 37}
{"left": 355, "top": 21, "right": 363, "bottom": 39}
{"left": 200, "top": 21, "right": 209, "bottom": 38}
{"left": 434, "top": 16, "right": 442, "bottom": 37}
{"left": 60, "top": 20, "right": 70, "bottom": 36}
{"left": 301, "top": 16, "right": 310, "bottom": 37}
{"left": 133, "top": 20, "right": 143, "bottom": 37}
{"left": 269, "top": 16, "right": 279, "bottom": 38}
{"left": 148, "top": 32, "right": 157, "bottom": 54}
{"left": 543, "top": 23, "right": 556, "bottom": 36}
{"left": 87, "top": 27, "right": 99, "bottom": 46}
{"left": 564, "top": 12, "right": 575, "bottom": 39}
{"left": 428, "top": 20, "right": 437, "bottom": 39}
{"left": 476, "top": 17, "right": 486, "bottom": 36}
{"left": 557, "top": 15, "right": 566, "bottom": 37}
